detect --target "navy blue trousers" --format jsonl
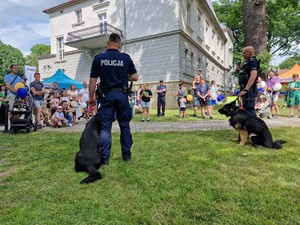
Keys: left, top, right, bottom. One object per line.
{"left": 242, "top": 88, "right": 258, "bottom": 116}
{"left": 157, "top": 96, "right": 166, "bottom": 115}
{"left": 97, "top": 92, "right": 132, "bottom": 161}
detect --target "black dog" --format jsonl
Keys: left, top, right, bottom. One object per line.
{"left": 218, "top": 100, "right": 286, "bottom": 149}
{"left": 75, "top": 116, "right": 102, "bottom": 184}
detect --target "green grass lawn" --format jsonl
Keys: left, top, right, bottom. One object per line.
{"left": 1, "top": 126, "right": 299, "bottom": 224}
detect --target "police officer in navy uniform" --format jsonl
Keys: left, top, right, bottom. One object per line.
{"left": 156, "top": 80, "right": 167, "bottom": 117}
{"left": 89, "top": 33, "right": 138, "bottom": 165}
{"left": 238, "top": 46, "right": 260, "bottom": 116}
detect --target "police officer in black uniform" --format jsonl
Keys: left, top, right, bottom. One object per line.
{"left": 89, "top": 33, "right": 138, "bottom": 165}
{"left": 238, "top": 46, "right": 260, "bottom": 116}
{"left": 156, "top": 80, "right": 167, "bottom": 117}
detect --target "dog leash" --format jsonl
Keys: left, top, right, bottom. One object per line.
{"left": 237, "top": 97, "right": 244, "bottom": 110}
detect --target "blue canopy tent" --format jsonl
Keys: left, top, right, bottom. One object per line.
{"left": 42, "top": 69, "right": 83, "bottom": 89}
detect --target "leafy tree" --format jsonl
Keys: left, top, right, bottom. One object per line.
{"left": 25, "top": 44, "right": 51, "bottom": 69}
{"left": 257, "top": 51, "right": 272, "bottom": 73}
{"left": 267, "top": 0, "right": 300, "bottom": 55}
{"left": 213, "top": 0, "right": 300, "bottom": 59}
{"left": 213, "top": 0, "right": 243, "bottom": 63}
{"left": 0, "top": 40, "right": 25, "bottom": 83}
{"left": 278, "top": 56, "right": 300, "bottom": 69}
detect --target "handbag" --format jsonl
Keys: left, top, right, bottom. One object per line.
{"left": 10, "top": 76, "right": 18, "bottom": 86}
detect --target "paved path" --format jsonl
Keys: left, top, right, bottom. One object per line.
{"left": 2, "top": 116, "right": 298, "bottom": 134}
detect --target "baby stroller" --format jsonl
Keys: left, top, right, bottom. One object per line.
{"left": 9, "top": 96, "right": 37, "bottom": 134}
{"left": 255, "top": 91, "right": 272, "bottom": 118}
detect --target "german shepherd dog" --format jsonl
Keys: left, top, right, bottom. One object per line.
{"left": 218, "top": 100, "right": 286, "bottom": 149}
{"left": 75, "top": 115, "right": 102, "bottom": 184}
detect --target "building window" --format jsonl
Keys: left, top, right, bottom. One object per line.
{"left": 57, "top": 37, "right": 64, "bottom": 60}
{"left": 98, "top": 12, "right": 107, "bottom": 34}
{"left": 184, "top": 49, "right": 188, "bottom": 73}
{"left": 191, "top": 53, "right": 194, "bottom": 75}
{"left": 198, "top": 57, "right": 202, "bottom": 70}
{"left": 187, "top": 2, "right": 191, "bottom": 27}
{"left": 75, "top": 9, "right": 82, "bottom": 23}
{"left": 205, "top": 21, "right": 209, "bottom": 32}
{"left": 197, "top": 10, "right": 203, "bottom": 34}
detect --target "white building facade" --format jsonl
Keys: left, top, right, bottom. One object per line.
{"left": 39, "top": 0, "right": 234, "bottom": 108}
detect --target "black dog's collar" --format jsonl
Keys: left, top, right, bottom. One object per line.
{"left": 233, "top": 107, "right": 243, "bottom": 115}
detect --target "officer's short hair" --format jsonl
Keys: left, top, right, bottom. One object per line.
{"left": 109, "top": 33, "right": 121, "bottom": 43}
{"left": 10, "top": 64, "right": 18, "bottom": 69}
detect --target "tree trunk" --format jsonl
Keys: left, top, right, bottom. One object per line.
{"left": 243, "top": 0, "right": 267, "bottom": 54}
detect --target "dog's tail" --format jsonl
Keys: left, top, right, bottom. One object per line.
{"left": 272, "top": 140, "right": 287, "bottom": 149}
{"left": 80, "top": 172, "right": 102, "bottom": 184}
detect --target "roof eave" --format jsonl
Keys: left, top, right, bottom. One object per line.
{"left": 43, "top": 0, "right": 85, "bottom": 14}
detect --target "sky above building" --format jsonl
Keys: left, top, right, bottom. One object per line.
{"left": 0, "top": 0, "right": 288, "bottom": 65}
{"left": 0, "top": 0, "right": 66, "bottom": 55}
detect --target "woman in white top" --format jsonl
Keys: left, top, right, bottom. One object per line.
{"left": 257, "top": 76, "right": 267, "bottom": 93}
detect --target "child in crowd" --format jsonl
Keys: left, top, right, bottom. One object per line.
{"left": 50, "top": 92, "right": 60, "bottom": 115}
{"left": 70, "top": 95, "right": 79, "bottom": 123}
{"left": 129, "top": 96, "right": 134, "bottom": 118}
{"left": 210, "top": 80, "right": 220, "bottom": 112}
{"left": 255, "top": 94, "right": 271, "bottom": 118}
{"left": 13, "top": 96, "right": 29, "bottom": 112}
{"left": 61, "top": 100, "right": 74, "bottom": 127}
{"left": 88, "top": 96, "right": 97, "bottom": 118}
{"left": 51, "top": 106, "right": 67, "bottom": 128}
{"left": 61, "top": 91, "right": 69, "bottom": 103}
{"left": 179, "top": 96, "right": 187, "bottom": 118}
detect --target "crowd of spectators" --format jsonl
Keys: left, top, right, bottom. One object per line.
{"left": 0, "top": 64, "right": 95, "bottom": 129}
{"left": 1, "top": 65, "right": 299, "bottom": 126}
{"left": 44, "top": 81, "right": 95, "bottom": 128}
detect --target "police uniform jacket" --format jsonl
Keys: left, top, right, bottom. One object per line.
{"left": 90, "top": 49, "right": 137, "bottom": 89}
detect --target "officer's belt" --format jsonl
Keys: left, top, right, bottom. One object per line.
{"left": 106, "top": 87, "right": 123, "bottom": 93}
{"left": 241, "top": 97, "right": 256, "bottom": 101}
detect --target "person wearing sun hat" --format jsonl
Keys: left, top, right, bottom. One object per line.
{"left": 51, "top": 105, "right": 67, "bottom": 128}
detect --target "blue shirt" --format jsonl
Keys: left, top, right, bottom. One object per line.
{"left": 197, "top": 83, "right": 210, "bottom": 96}
{"left": 4, "top": 74, "right": 22, "bottom": 96}
{"left": 90, "top": 49, "right": 137, "bottom": 89}
{"left": 157, "top": 85, "right": 167, "bottom": 97}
